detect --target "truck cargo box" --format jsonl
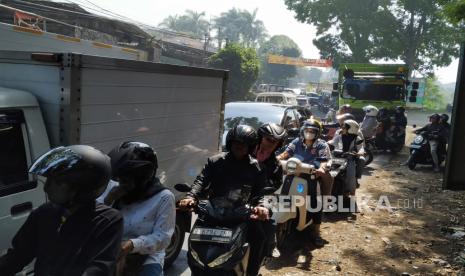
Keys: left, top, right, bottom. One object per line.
{"left": 0, "top": 51, "right": 227, "bottom": 191}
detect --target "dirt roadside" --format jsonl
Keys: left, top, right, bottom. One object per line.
{"left": 261, "top": 134, "right": 465, "bottom": 276}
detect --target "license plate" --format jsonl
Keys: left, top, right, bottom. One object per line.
{"left": 190, "top": 227, "right": 233, "bottom": 243}
{"left": 410, "top": 144, "right": 421, "bottom": 149}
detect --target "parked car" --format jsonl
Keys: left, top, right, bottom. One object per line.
{"left": 255, "top": 92, "right": 298, "bottom": 105}
{"left": 222, "top": 102, "right": 304, "bottom": 146}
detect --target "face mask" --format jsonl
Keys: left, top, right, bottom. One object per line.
{"left": 304, "top": 132, "right": 316, "bottom": 140}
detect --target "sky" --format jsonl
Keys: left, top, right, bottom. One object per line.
{"left": 81, "top": 0, "right": 458, "bottom": 84}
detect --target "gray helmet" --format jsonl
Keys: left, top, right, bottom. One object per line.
{"left": 258, "top": 123, "right": 287, "bottom": 147}
{"left": 29, "top": 145, "right": 111, "bottom": 204}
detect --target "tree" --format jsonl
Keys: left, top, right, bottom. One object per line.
{"left": 285, "top": 0, "right": 463, "bottom": 74}
{"left": 209, "top": 43, "right": 260, "bottom": 102}
{"left": 159, "top": 10, "right": 209, "bottom": 38}
{"left": 213, "top": 8, "right": 268, "bottom": 49}
{"left": 440, "top": 0, "right": 465, "bottom": 23}
{"left": 424, "top": 77, "right": 446, "bottom": 110}
{"left": 258, "top": 35, "right": 302, "bottom": 84}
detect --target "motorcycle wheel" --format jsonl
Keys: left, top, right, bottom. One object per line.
{"left": 276, "top": 220, "right": 291, "bottom": 248}
{"left": 408, "top": 159, "right": 416, "bottom": 170}
{"left": 364, "top": 149, "right": 373, "bottom": 166}
{"left": 390, "top": 143, "right": 404, "bottom": 153}
{"left": 164, "top": 222, "right": 185, "bottom": 268}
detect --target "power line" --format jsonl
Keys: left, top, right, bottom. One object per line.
{"left": 0, "top": 3, "right": 81, "bottom": 28}
{"left": 7, "top": 0, "right": 208, "bottom": 41}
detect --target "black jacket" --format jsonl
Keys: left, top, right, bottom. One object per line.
{"left": 417, "top": 123, "right": 447, "bottom": 141}
{"left": 0, "top": 202, "right": 123, "bottom": 276}
{"left": 257, "top": 155, "right": 283, "bottom": 192}
{"left": 187, "top": 152, "right": 269, "bottom": 208}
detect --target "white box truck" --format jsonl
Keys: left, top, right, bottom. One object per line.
{"left": 0, "top": 51, "right": 227, "bottom": 268}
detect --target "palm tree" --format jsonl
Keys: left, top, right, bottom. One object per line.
{"left": 159, "top": 10, "right": 209, "bottom": 38}
{"left": 158, "top": 15, "right": 180, "bottom": 31}
{"left": 213, "top": 8, "right": 267, "bottom": 48}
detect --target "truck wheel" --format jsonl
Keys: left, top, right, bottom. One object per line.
{"left": 164, "top": 223, "right": 185, "bottom": 268}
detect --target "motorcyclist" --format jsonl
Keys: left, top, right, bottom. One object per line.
{"left": 391, "top": 106, "right": 408, "bottom": 144}
{"left": 412, "top": 114, "right": 445, "bottom": 172}
{"left": 179, "top": 124, "right": 270, "bottom": 276}
{"left": 276, "top": 119, "right": 333, "bottom": 247}
{"left": 375, "top": 107, "right": 391, "bottom": 150}
{"left": 328, "top": 120, "right": 365, "bottom": 195}
{"left": 337, "top": 104, "right": 352, "bottom": 116}
{"left": 337, "top": 113, "right": 364, "bottom": 140}
{"left": 253, "top": 123, "right": 287, "bottom": 258}
{"left": 99, "top": 142, "right": 175, "bottom": 276}
{"left": 0, "top": 145, "right": 123, "bottom": 276}
{"left": 360, "top": 105, "right": 379, "bottom": 139}
{"left": 440, "top": 113, "right": 451, "bottom": 143}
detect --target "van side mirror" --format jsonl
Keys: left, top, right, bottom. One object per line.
{"left": 333, "top": 83, "right": 339, "bottom": 91}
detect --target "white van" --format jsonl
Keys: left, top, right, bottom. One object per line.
{"left": 255, "top": 92, "right": 298, "bottom": 105}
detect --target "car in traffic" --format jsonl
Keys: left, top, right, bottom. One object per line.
{"left": 255, "top": 92, "right": 298, "bottom": 105}
{"left": 222, "top": 102, "right": 304, "bottom": 146}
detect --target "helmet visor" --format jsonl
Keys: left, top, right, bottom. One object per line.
{"left": 29, "top": 147, "right": 83, "bottom": 178}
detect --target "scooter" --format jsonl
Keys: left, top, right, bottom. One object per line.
{"left": 272, "top": 157, "right": 321, "bottom": 246}
{"left": 408, "top": 131, "right": 446, "bottom": 170}
{"left": 175, "top": 183, "right": 273, "bottom": 276}
{"left": 375, "top": 121, "right": 405, "bottom": 153}
{"left": 330, "top": 150, "right": 358, "bottom": 211}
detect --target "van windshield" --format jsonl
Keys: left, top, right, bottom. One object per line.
{"left": 342, "top": 79, "right": 405, "bottom": 101}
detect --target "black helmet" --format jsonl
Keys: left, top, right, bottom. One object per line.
{"left": 108, "top": 141, "right": 157, "bottom": 184}
{"left": 395, "top": 106, "right": 405, "bottom": 113}
{"left": 300, "top": 119, "right": 322, "bottom": 139}
{"left": 440, "top": 113, "right": 449, "bottom": 123}
{"left": 258, "top": 123, "right": 287, "bottom": 147}
{"left": 430, "top": 113, "right": 440, "bottom": 121}
{"left": 29, "top": 145, "right": 111, "bottom": 203}
{"left": 378, "top": 107, "right": 389, "bottom": 118}
{"left": 226, "top": 125, "right": 257, "bottom": 153}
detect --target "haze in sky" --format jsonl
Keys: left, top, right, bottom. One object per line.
{"left": 87, "top": 0, "right": 459, "bottom": 84}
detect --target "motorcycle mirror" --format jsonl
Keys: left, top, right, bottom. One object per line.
{"left": 174, "top": 183, "right": 191, "bottom": 192}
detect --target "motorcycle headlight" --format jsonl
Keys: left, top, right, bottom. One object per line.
{"left": 286, "top": 161, "right": 298, "bottom": 174}
{"left": 189, "top": 247, "right": 205, "bottom": 267}
{"left": 414, "top": 135, "right": 424, "bottom": 144}
{"left": 208, "top": 246, "right": 236, "bottom": 268}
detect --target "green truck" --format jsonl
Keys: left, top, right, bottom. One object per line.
{"left": 333, "top": 63, "right": 419, "bottom": 119}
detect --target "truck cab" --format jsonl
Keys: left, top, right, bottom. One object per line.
{"left": 0, "top": 87, "right": 48, "bottom": 254}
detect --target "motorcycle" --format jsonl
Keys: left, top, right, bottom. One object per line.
{"left": 329, "top": 150, "right": 358, "bottom": 211}
{"left": 174, "top": 183, "right": 273, "bottom": 276}
{"left": 272, "top": 157, "right": 322, "bottom": 247}
{"left": 375, "top": 118, "right": 405, "bottom": 153}
{"left": 408, "top": 131, "right": 446, "bottom": 170}
{"left": 363, "top": 138, "right": 376, "bottom": 166}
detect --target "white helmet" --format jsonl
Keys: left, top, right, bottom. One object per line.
{"left": 344, "top": 119, "right": 360, "bottom": 135}
{"left": 363, "top": 105, "right": 379, "bottom": 116}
